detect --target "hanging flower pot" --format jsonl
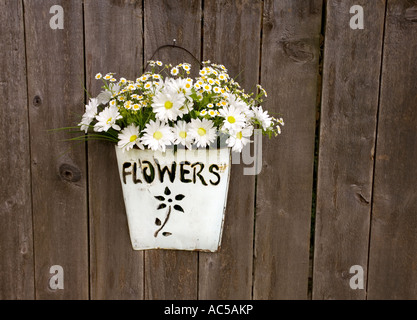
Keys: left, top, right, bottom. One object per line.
{"left": 115, "top": 146, "right": 231, "bottom": 252}
{"left": 67, "top": 54, "right": 284, "bottom": 252}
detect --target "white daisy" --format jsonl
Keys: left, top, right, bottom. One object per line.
{"left": 252, "top": 106, "right": 272, "bottom": 130}
{"left": 94, "top": 105, "right": 122, "bottom": 132}
{"left": 79, "top": 98, "right": 99, "bottom": 133}
{"left": 172, "top": 120, "right": 193, "bottom": 149}
{"left": 168, "top": 78, "right": 193, "bottom": 96}
{"left": 140, "top": 120, "right": 174, "bottom": 152}
{"left": 218, "top": 105, "right": 246, "bottom": 131}
{"left": 117, "top": 124, "right": 144, "bottom": 152}
{"left": 226, "top": 126, "right": 253, "bottom": 153}
{"left": 188, "top": 118, "right": 217, "bottom": 148}
{"left": 151, "top": 85, "right": 186, "bottom": 122}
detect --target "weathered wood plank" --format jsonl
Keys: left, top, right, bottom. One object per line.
{"left": 198, "top": 0, "right": 262, "bottom": 300}
{"left": 84, "top": 0, "right": 144, "bottom": 299}
{"left": 24, "top": 0, "right": 88, "bottom": 299}
{"left": 367, "top": 0, "right": 417, "bottom": 300}
{"left": 0, "top": 0, "right": 34, "bottom": 299}
{"left": 143, "top": 0, "right": 201, "bottom": 299}
{"left": 253, "top": 0, "right": 322, "bottom": 299}
{"left": 312, "top": 0, "right": 386, "bottom": 300}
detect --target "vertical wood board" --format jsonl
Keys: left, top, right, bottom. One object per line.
{"left": 254, "top": 0, "right": 322, "bottom": 300}
{"left": 24, "top": 0, "right": 88, "bottom": 299}
{"left": 313, "top": 0, "right": 386, "bottom": 300}
{"left": 0, "top": 0, "right": 34, "bottom": 299}
{"left": 367, "top": 0, "right": 417, "bottom": 300}
{"left": 84, "top": 0, "right": 145, "bottom": 300}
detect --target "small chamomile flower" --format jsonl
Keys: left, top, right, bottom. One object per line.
{"left": 95, "top": 73, "right": 102, "bottom": 80}
{"left": 171, "top": 67, "right": 179, "bottom": 76}
{"left": 218, "top": 73, "right": 228, "bottom": 81}
{"left": 144, "top": 82, "right": 152, "bottom": 89}
{"left": 213, "top": 87, "right": 221, "bottom": 94}
{"left": 124, "top": 100, "right": 132, "bottom": 110}
{"left": 208, "top": 110, "right": 217, "bottom": 117}
{"left": 202, "top": 84, "right": 212, "bottom": 92}
{"left": 200, "top": 110, "right": 208, "bottom": 116}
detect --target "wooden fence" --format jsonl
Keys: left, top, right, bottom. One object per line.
{"left": 1, "top": 0, "right": 416, "bottom": 300}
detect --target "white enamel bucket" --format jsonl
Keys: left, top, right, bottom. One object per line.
{"left": 115, "top": 146, "right": 231, "bottom": 252}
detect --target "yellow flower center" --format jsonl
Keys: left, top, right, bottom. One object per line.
{"left": 236, "top": 131, "right": 243, "bottom": 140}
{"left": 197, "top": 128, "right": 206, "bottom": 136}
{"left": 106, "top": 117, "right": 112, "bottom": 124}
{"left": 227, "top": 116, "right": 236, "bottom": 124}
{"left": 129, "top": 135, "right": 138, "bottom": 142}
{"left": 179, "top": 131, "right": 187, "bottom": 139}
{"left": 164, "top": 101, "right": 173, "bottom": 109}
{"left": 153, "top": 131, "right": 163, "bottom": 140}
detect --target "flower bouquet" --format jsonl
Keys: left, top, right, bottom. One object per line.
{"left": 75, "top": 60, "right": 283, "bottom": 251}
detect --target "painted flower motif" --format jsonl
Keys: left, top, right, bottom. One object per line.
{"left": 153, "top": 187, "right": 185, "bottom": 237}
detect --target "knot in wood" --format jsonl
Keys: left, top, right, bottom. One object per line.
{"left": 33, "top": 95, "right": 42, "bottom": 107}
{"left": 59, "top": 163, "right": 81, "bottom": 182}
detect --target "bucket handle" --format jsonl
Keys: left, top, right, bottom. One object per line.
{"left": 145, "top": 40, "right": 203, "bottom": 71}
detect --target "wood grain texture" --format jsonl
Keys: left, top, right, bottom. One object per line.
{"left": 367, "top": 0, "right": 417, "bottom": 299}
{"left": 312, "top": 0, "right": 386, "bottom": 299}
{"left": 253, "top": 0, "right": 322, "bottom": 299}
{"left": 0, "top": 0, "right": 34, "bottom": 299}
{"left": 197, "top": 0, "right": 261, "bottom": 300}
{"left": 84, "top": 0, "right": 144, "bottom": 299}
{"left": 24, "top": 0, "right": 88, "bottom": 299}
{"left": 143, "top": 0, "right": 201, "bottom": 300}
